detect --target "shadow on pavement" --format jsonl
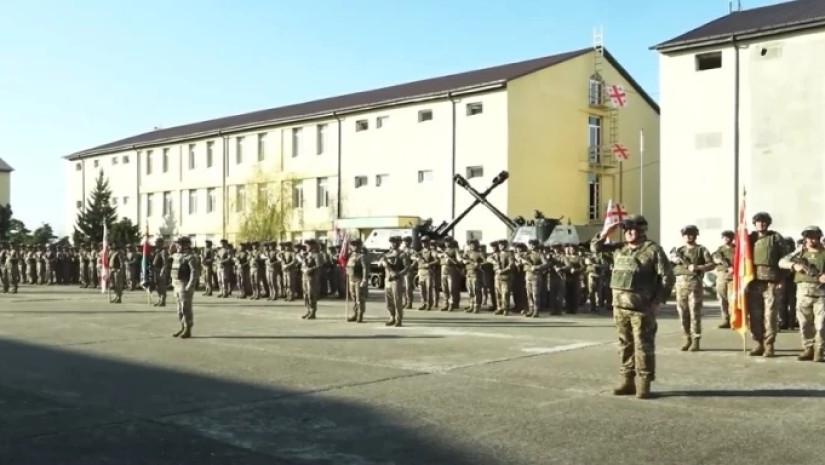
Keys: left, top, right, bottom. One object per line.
{"left": 657, "top": 389, "right": 825, "bottom": 398}
{"left": 0, "top": 337, "right": 480, "bottom": 465}
{"left": 198, "top": 335, "right": 444, "bottom": 340}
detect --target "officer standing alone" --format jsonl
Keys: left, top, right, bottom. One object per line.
{"left": 171, "top": 236, "right": 199, "bottom": 339}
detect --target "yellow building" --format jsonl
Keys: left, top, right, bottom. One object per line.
{"left": 65, "top": 46, "right": 660, "bottom": 244}
{"left": 0, "top": 157, "right": 12, "bottom": 206}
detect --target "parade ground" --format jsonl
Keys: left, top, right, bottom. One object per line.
{"left": 0, "top": 287, "right": 823, "bottom": 465}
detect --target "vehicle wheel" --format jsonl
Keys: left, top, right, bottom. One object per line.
{"left": 369, "top": 273, "right": 384, "bottom": 289}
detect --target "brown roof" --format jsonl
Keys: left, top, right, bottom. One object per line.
{"left": 0, "top": 157, "right": 13, "bottom": 173}
{"left": 653, "top": 0, "right": 825, "bottom": 51}
{"left": 66, "top": 47, "right": 658, "bottom": 160}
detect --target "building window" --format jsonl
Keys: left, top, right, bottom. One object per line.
{"left": 466, "top": 230, "right": 482, "bottom": 243}
{"left": 235, "top": 185, "right": 246, "bottom": 213}
{"left": 587, "top": 172, "right": 601, "bottom": 221}
{"left": 75, "top": 163, "right": 81, "bottom": 171}
{"left": 376, "top": 174, "right": 388, "bottom": 187}
{"left": 207, "top": 188, "right": 216, "bottom": 213}
{"left": 418, "top": 110, "right": 433, "bottom": 122}
{"left": 316, "top": 124, "right": 326, "bottom": 155}
{"left": 206, "top": 141, "right": 214, "bottom": 168}
{"left": 146, "top": 193, "right": 154, "bottom": 216}
{"left": 588, "top": 116, "right": 602, "bottom": 163}
{"left": 316, "top": 177, "right": 330, "bottom": 208}
{"left": 162, "top": 148, "right": 169, "bottom": 173}
{"left": 93, "top": 160, "right": 99, "bottom": 168}
{"left": 122, "top": 196, "right": 128, "bottom": 205}
{"left": 696, "top": 51, "right": 722, "bottom": 71}
{"left": 146, "top": 150, "right": 153, "bottom": 174}
{"left": 188, "top": 144, "right": 195, "bottom": 170}
{"left": 466, "top": 102, "right": 483, "bottom": 116}
{"left": 111, "top": 156, "right": 118, "bottom": 165}
{"left": 257, "top": 133, "right": 266, "bottom": 161}
{"left": 122, "top": 155, "right": 129, "bottom": 164}
{"left": 75, "top": 200, "right": 82, "bottom": 209}
{"left": 355, "top": 120, "right": 369, "bottom": 131}
{"left": 418, "top": 170, "right": 433, "bottom": 183}
{"left": 466, "top": 166, "right": 483, "bottom": 179}
{"left": 292, "top": 128, "right": 302, "bottom": 157}
{"left": 376, "top": 116, "right": 388, "bottom": 128}
{"left": 162, "top": 191, "right": 172, "bottom": 216}
{"left": 113, "top": 197, "right": 118, "bottom": 205}
{"left": 588, "top": 77, "right": 604, "bottom": 105}
{"left": 354, "top": 176, "right": 368, "bottom": 188}
{"left": 236, "top": 136, "right": 244, "bottom": 164}
{"left": 187, "top": 189, "right": 197, "bottom": 214}
{"left": 291, "top": 182, "right": 304, "bottom": 208}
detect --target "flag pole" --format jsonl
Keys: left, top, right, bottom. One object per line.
{"left": 639, "top": 129, "right": 645, "bottom": 215}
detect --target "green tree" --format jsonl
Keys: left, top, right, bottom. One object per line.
{"left": 0, "top": 204, "right": 12, "bottom": 241}
{"left": 7, "top": 218, "right": 30, "bottom": 244}
{"left": 110, "top": 217, "right": 140, "bottom": 244}
{"left": 232, "top": 165, "right": 296, "bottom": 241}
{"left": 74, "top": 171, "right": 118, "bottom": 244}
{"left": 30, "top": 223, "right": 57, "bottom": 245}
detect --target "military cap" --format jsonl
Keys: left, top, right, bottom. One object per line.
{"left": 752, "top": 212, "right": 772, "bottom": 225}
{"left": 154, "top": 237, "right": 164, "bottom": 244}
{"left": 204, "top": 240, "right": 213, "bottom": 245}
{"left": 175, "top": 236, "right": 192, "bottom": 246}
{"left": 680, "top": 225, "right": 699, "bottom": 236}
{"left": 721, "top": 230, "right": 735, "bottom": 239}
{"left": 620, "top": 215, "right": 648, "bottom": 231}
{"left": 402, "top": 236, "right": 412, "bottom": 242}
{"left": 388, "top": 236, "right": 402, "bottom": 243}
{"left": 528, "top": 239, "right": 540, "bottom": 246}
{"left": 801, "top": 226, "right": 823, "bottom": 238}
{"left": 220, "top": 238, "right": 228, "bottom": 244}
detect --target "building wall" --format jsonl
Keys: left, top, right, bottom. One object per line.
{"left": 0, "top": 171, "right": 10, "bottom": 206}
{"left": 658, "top": 28, "right": 825, "bottom": 249}
{"left": 507, "top": 51, "right": 661, "bottom": 241}
{"left": 66, "top": 152, "right": 139, "bottom": 237}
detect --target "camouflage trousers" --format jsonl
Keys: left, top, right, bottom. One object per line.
{"left": 715, "top": 274, "right": 731, "bottom": 322}
{"left": 614, "top": 307, "right": 658, "bottom": 381}
{"left": 403, "top": 274, "right": 415, "bottom": 308}
{"left": 385, "top": 277, "right": 404, "bottom": 322}
{"left": 302, "top": 277, "right": 319, "bottom": 312}
{"left": 495, "top": 277, "right": 511, "bottom": 311}
{"left": 525, "top": 275, "right": 544, "bottom": 312}
{"left": 795, "top": 284, "right": 825, "bottom": 350}
{"left": 440, "top": 271, "right": 460, "bottom": 309}
{"left": 173, "top": 281, "right": 194, "bottom": 328}
{"left": 545, "top": 276, "right": 563, "bottom": 313}
{"left": 675, "top": 278, "right": 703, "bottom": 339}
{"left": 417, "top": 272, "right": 435, "bottom": 309}
{"left": 466, "top": 273, "right": 482, "bottom": 311}
{"left": 266, "top": 268, "right": 282, "bottom": 299}
{"left": 347, "top": 276, "right": 368, "bottom": 317}
{"left": 747, "top": 280, "right": 781, "bottom": 344}
{"left": 1, "top": 267, "right": 19, "bottom": 292}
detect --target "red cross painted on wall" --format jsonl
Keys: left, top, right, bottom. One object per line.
{"left": 611, "top": 143, "right": 629, "bottom": 161}
{"left": 608, "top": 84, "right": 627, "bottom": 107}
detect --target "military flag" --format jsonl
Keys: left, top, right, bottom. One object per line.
{"left": 730, "top": 189, "right": 753, "bottom": 344}
{"left": 337, "top": 229, "right": 350, "bottom": 268}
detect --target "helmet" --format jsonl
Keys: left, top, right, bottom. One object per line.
{"left": 721, "top": 230, "right": 735, "bottom": 239}
{"left": 680, "top": 225, "right": 699, "bottom": 236}
{"left": 801, "top": 226, "right": 823, "bottom": 238}
{"left": 402, "top": 236, "right": 412, "bottom": 243}
{"left": 388, "top": 236, "right": 402, "bottom": 244}
{"left": 620, "top": 215, "right": 648, "bottom": 231}
{"left": 175, "top": 236, "right": 192, "bottom": 246}
{"left": 752, "top": 212, "right": 772, "bottom": 225}
{"left": 528, "top": 239, "right": 540, "bottom": 246}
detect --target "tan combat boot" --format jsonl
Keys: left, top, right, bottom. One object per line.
{"left": 797, "top": 347, "right": 814, "bottom": 361}
{"left": 612, "top": 377, "right": 636, "bottom": 396}
{"left": 680, "top": 336, "right": 692, "bottom": 351}
{"left": 635, "top": 378, "right": 651, "bottom": 399}
{"left": 763, "top": 342, "right": 775, "bottom": 358}
{"left": 689, "top": 338, "right": 700, "bottom": 352}
{"left": 814, "top": 346, "right": 824, "bottom": 362}
{"left": 179, "top": 326, "right": 191, "bottom": 339}
{"left": 171, "top": 323, "right": 185, "bottom": 338}
{"left": 749, "top": 342, "right": 764, "bottom": 356}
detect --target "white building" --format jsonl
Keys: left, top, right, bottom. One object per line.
{"left": 65, "top": 46, "right": 659, "bottom": 245}
{"left": 653, "top": 0, "right": 825, "bottom": 249}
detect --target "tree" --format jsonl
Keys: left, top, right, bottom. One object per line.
{"left": 74, "top": 171, "right": 118, "bottom": 244}
{"left": 30, "top": 223, "right": 57, "bottom": 245}
{"left": 0, "top": 204, "right": 12, "bottom": 241}
{"left": 232, "top": 164, "right": 297, "bottom": 241}
{"left": 7, "top": 218, "right": 30, "bottom": 244}
{"left": 110, "top": 217, "right": 140, "bottom": 244}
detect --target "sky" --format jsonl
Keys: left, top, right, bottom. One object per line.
{"left": 0, "top": 0, "right": 783, "bottom": 236}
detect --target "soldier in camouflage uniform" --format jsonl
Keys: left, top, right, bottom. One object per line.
{"left": 299, "top": 239, "right": 323, "bottom": 319}
{"left": 488, "top": 240, "right": 514, "bottom": 315}
{"left": 401, "top": 236, "right": 415, "bottom": 309}
{"left": 265, "top": 241, "right": 282, "bottom": 301}
{"left": 345, "top": 238, "right": 370, "bottom": 322}
{"left": 2, "top": 242, "right": 20, "bottom": 293}
{"left": 669, "top": 225, "right": 714, "bottom": 351}
{"left": 584, "top": 251, "right": 606, "bottom": 312}
{"left": 592, "top": 215, "right": 675, "bottom": 399}
{"left": 462, "top": 239, "right": 485, "bottom": 313}
{"left": 381, "top": 236, "right": 412, "bottom": 326}
{"left": 280, "top": 242, "right": 298, "bottom": 301}
{"left": 170, "top": 236, "right": 199, "bottom": 339}
{"left": 201, "top": 240, "right": 216, "bottom": 296}
{"left": 153, "top": 238, "right": 170, "bottom": 306}
{"left": 778, "top": 226, "right": 825, "bottom": 362}
{"left": 438, "top": 239, "right": 461, "bottom": 311}
{"left": 414, "top": 237, "right": 438, "bottom": 310}
{"left": 520, "top": 239, "right": 550, "bottom": 317}
{"left": 748, "top": 212, "right": 791, "bottom": 357}
{"left": 108, "top": 243, "right": 125, "bottom": 303}
{"left": 711, "top": 231, "right": 735, "bottom": 328}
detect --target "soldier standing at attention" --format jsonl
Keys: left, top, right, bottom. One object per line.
{"left": 521, "top": 239, "right": 550, "bottom": 317}
{"left": 712, "top": 231, "right": 735, "bottom": 328}
{"left": 201, "top": 240, "right": 216, "bottom": 296}
{"left": 345, "top": 238, "right": 370, "bottom": 322}
{"left": 748, "top": 212, "right": 790, "bottom": 357}
{"left": 0, "top": 243, "right": 8, "bottom": 292}
{"left": 401, "top": 236, "right": 415, "bottom": 309}
{"left": 414, "top": 237, "right": 437, "bottom": 310}
{"left": 299, "top": 239, "right": 323, "bottom": 320}
{"left": 265, "top": 241, "right": 282, "bottom": 301}
{"left": 489, "top": 240, "right": 514, "bottom": 315}
{"left": 280, "top": 242, "right": 298, "bottom": 301}
{"left": 2, "top": 242, "right": 20, "bottom": 293}
{"left": 438, "top": 239, "right": 462, "bottom": 311}
{"left": 250, "top": 241, "right": 264, "bottom": 300}
{"left": 669, "top": 225, "right": 714, "bottom": 351}
{"left": 592, "top": 215, "right": 674, "bottom": 399}
{"left": 152, "top": 238, "right": 170, "bottom": 307}
{"left": 462, "top": 239, "right": 485, "bottom": 313}
{"left": 108, "top": 243, "right": 125, "bottom": 304}
{"left": 170, "top": 236, "right": 198, "bottom": 338}
{"left": 778, "top": 226, "right": 825, "bottom": 362}
{"left": 381, "top": 236, "right": 412, "bottom": 326}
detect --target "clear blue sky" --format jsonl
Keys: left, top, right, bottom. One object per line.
{"left": 0, "top": 0, "right": 780, "bottom": 236}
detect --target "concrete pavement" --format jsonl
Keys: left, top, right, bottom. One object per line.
{"left": 0, "top": 286, "right": 823, "bottom": 465}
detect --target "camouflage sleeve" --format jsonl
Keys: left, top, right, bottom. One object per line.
{"left": 360, "top": 251, "right": 370, "bottom": 284}
{"left": 590, "top": 235, "right": 622, "bottom": 254}
{"left": 653, "top": 244, "right": 675, "bottom": 304}
{"left": 700, "top": 246, "right": 715, "bottom": 272}
{"left": 778, "top": 250, "right": 799, "bottom": 270}
{"left": 186, "top": 255, "right": 199, "bottom": 291}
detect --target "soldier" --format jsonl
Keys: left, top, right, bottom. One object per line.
{"left": 401, "top": 236, "right": 415, "bottom": 309}
{"left": 298, "top": 239, "right": 322, "bottom": 319}
{"left": 125, "top": 245, "right": 139, "bottom": 290}
{"left": 584, "top": 251, "right": 606, "bottom": 312}
{"left": 561, "top": 244, "right": 584, "bottom": 313}
{"left": 521, "top": 239, "right": 551, "bottom": 317}
{"left": 414, "top": 237, "right": 437, "bottom": 310}
{"left": 748, "top": 212, "right": 790, "bottom": 357}
{"left": 108, "top": 243, "right": 125, "bottom": 303}
{"left": 280, "top": 242, "right": 298, "bottom": 301}
{"left": 169, "top": 236, "right": 199, "bottom": 338}
{"left": 438, "top": 239, "right": 462, "bottom": 311}
{"left": 592, "top": 215, "right": 675, "bottom": 399}
{"left": 670, "top": 225, "right": 714, "bottom": 351}
{"left": 2, "top": 242, "right": 20, "bottom": 293}
{"left": 381, "top": 236, "right": 412, "bottom": 326}
{"left": 544, "top": 244, "right": 565, "bottom": 315}
{"left": 712, "top": 231, "right": 735, "bottom": 328}
{"left": 265, "top": 241, "right": 282, "bottom": 301}
{"left": 152, "top": 238, "right": 170, "bottom": 306}
{"left": 778, "top": 226, "right": 825, "bottom": 362}
{"left": 201, "top": 240, "right": 216, "bottom": 296}
{"left": 462, "top": 239, "right": 485, "bottom": 313}
{"left": 217, "top": 240, "right": 233, "bottom": 297}
{"left": 511, "top": 243, "right": 529, "bottom": 312}
{"left": 249, "top": 241, "right": 264, "bottom": 300}
{"left": 0, "top": 243, "right": 7, "bottom": 292}
{"left": 345, "top": 238, "right": 369, "bottom": 322}
{"left": 488, "top": 240, "right": 514, "bottom": 315}
{"left": 779, "top": 236, "right": 799, "bottom": 330}
{"left": 234, "top": 242, "right": 251, "bottom": 298}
